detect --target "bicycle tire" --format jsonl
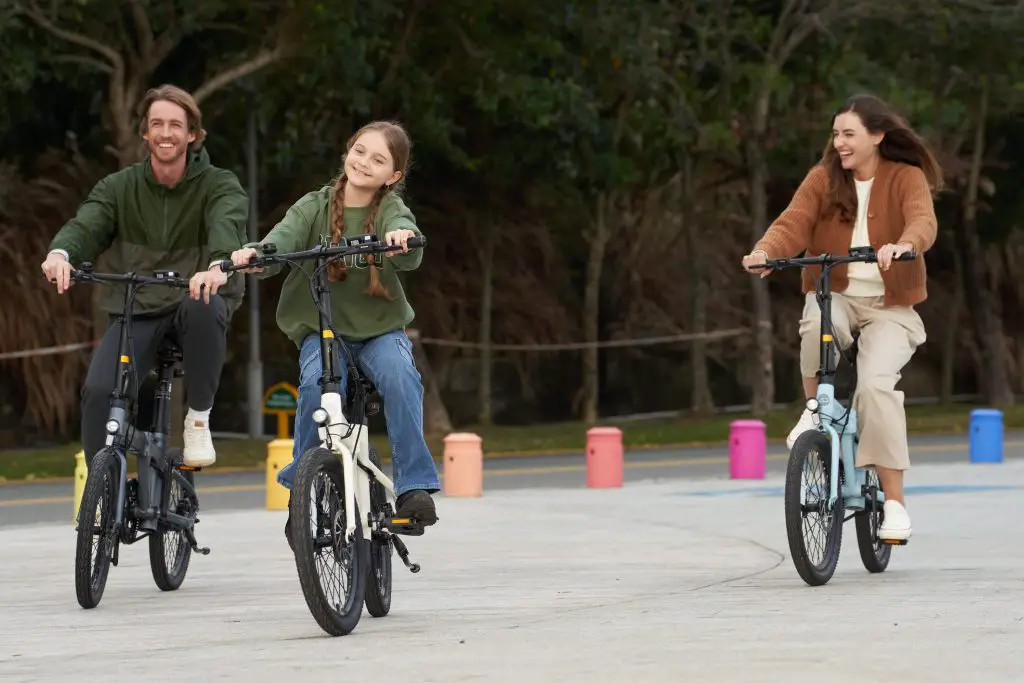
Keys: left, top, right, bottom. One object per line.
{"left": 74, "top": 448, "right": 121, "bottom": 609}
{"left": 364, "top": 444, "right": 393, "bottom": 618}
{"left": 291, "top": 446, "right": 368, "bottom": 636}
{"left": 855, "top": 468, "right": 892, "bottom": 573}
{"left": 784, "top": 430, "right": 844, "bottom": 586}
{"left": 149, "top": 468, "right": 196, "bottom": 591}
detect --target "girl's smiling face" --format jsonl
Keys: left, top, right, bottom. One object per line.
{"left": 344, "top": 130, "right": 402, "bottom": 191}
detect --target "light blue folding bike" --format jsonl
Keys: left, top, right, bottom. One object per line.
{"left": 752, "top": 245, "right": 915, "bottom": 586}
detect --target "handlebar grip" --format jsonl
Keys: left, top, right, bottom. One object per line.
{"left": 213, "top": 259, "right": 234, "bottom": 272}
{"left": 894, "top": 251, "right": 917, "bottom": 262}
{"left": 407, "top": 235, "right": 426, "bottom": 249}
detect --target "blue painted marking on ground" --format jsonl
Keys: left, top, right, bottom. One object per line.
{"left": 677, "top": 484, "right": 1021, "bottom": 498}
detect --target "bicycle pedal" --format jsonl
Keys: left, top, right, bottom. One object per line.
{"left": 384, "top": 516, "right": 425, "bottom": 536}
{"left": 881, "top": 538, "right": 908, "bottom": 546}
{"left": 178, "top": 465, "right": 202, "bottom": 472}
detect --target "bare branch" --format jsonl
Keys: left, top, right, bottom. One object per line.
{"left": 380, "top": 0, "right": 423, "bottom": 90}
{"left": 128, "top": 0, "right": 154, "bottom": 61}
{"left": 18, "top": 0, "right": 123, "bottom": 72}
{"left": 53, "top": 54, "right": 113, "bottom": 74}
{"left": 193, "top": 45, "right": 293, "bottom": 104}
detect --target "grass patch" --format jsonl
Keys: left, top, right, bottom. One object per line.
{"left": 1, "top": 402, "right": 1019, "bottom": 483}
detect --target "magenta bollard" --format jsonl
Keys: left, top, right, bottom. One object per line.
{"left": 729, "top": 419, "right": 766, "bottom": 479}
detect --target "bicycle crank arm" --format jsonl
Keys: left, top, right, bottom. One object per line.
{"left": 390, "top": 535, "right": 420, "bottom": 574}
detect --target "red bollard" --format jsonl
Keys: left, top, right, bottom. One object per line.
{"left": 586, "top": 426, "right": 624, "bottom": 488}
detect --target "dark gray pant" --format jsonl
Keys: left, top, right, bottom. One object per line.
{"left": 81, "top": 296, "right": 229, "bottom": 463}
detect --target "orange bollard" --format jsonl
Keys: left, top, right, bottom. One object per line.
{"left": 586, "top": 426, "right": 623, "bottom": 488}
{"left": 442, "top": 432, "right": 483, "bottom": 497}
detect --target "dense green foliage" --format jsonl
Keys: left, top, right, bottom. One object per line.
{"left": 1, "top": 0, "right": 1022, "bottom": 444}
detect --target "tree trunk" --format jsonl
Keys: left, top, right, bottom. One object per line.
{"left": 476, "top": 225, "right": 496, "bottom": 425}
{"left": 940, "top": 249, "right": 964, "bottom": 405}
{"left": 408, "top": 330, "right": 453, "bottom": 435}
{"left": 957, "top": 71, "right": 1013, "bottom": 407}
{"left": 683, "top": 156, "right": 713, "bottom": 414}
{"left": 745, "top": 80, "right": 776, "bottom": 415}
{"left": 580, "top": 193, "right": 612, "bottom": 424}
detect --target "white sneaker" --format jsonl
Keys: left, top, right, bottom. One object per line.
{"left": 183, "top": 418, "right": 216, "bottom": 467}
{"left": 786, "top": 408, "right": 817, "bottom": 449}
{"left": 879, "top": 500, "right": 912, "bottom": 541}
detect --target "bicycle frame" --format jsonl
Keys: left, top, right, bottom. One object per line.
{"left": 71, "top": 265, "right": 200, "bottom": 534}
{"left": 756, "top": 247, "right": 916, "bottom": 513}
{"left": 217, "top": 233, "right": 424, "bottom": 544}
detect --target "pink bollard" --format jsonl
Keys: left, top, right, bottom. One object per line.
{"left": 585, "top": 426, "right": 624, "bottom": 488}
{"left": 729, "top": 419, "right": 766, "bottom": 479}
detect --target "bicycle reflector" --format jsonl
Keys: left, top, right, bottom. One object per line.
{"left": 312, "top": 408, "right": 329, "bottom": 426}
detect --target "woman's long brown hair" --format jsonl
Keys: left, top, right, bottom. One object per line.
{"left": 820, "top": 94, "right": 944, "bottom": 222}
{"left": 326, "top": 121, "right": 412, "bottom": 299}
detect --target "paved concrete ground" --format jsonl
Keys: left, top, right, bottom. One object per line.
{"left": 0, "top": 453, "right": 1021, "bottom": 682}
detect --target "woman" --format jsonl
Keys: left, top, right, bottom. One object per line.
{"left": 231, "top": 120, "right": 441, "bottom": 538}
{"left": 741, "top": 94, "right": 943, "bottom": 542}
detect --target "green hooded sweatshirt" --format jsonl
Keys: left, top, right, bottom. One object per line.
{"left": 249, "top": 185, "right": 423, "bottom": 347}
{"left": 49, "top": 145, "right": 248, "bottom": 317}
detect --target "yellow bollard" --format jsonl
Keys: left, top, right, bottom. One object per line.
{"left": 266, "top": 439, "right": 293, "bottom": 510}
{"left": 73, "top": 450, "right": 87, "bottom": 522}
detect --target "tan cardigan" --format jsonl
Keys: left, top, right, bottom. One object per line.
{"left": 753, "top": 158, "right": 938, "bottom": 307}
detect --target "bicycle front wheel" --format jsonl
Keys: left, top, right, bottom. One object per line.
{"left": 290, "top": 446, "right": 368, "bottom": 636}
{"left": 784, "top": 431, "right": 844, "bottom": 586}
{"left": 75, "top": 448, "right": 122, "bottom": 609}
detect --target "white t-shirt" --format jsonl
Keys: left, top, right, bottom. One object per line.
{"left": 845, "top": 177, "right": 885, "bottom": 297}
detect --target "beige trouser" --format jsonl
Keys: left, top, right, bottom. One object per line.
{"left": 798, "top": 292, "right": 927, "bottom": 471}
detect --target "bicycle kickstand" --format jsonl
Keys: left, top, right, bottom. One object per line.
{"left": 183, "top": 526, "right": 211, "bottom": 556}
{"left": 390, "top": 535, "right": 420, "bottom": 574}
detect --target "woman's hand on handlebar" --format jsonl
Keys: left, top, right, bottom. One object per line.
{"left": 384, "top": 229, "right": 416, "bottom": 255}
{"left": 741, "top": 250, "right": 770, "bottom": 278}
{"left": 876, "top": 242, "right": 914, "bottom": 271}
{"left": 229, "top": 247, "right": 263, "bottom": 273}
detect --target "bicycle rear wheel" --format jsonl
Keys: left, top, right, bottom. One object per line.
{"left": 290, "top": 446, "right": 368, "bottom": 636}
{"left": 364, "top": 445, "right": 393, "bottom": 617}
{"left": 855, "top": 468, "right": 892, "bottom": 573}
{"left": 784, "top": 431, "right": 844, "bottom": 586}
{"left": 75, "top": 448, "right": 122, "bottom": 609}
{"left": 149, "top": 467, "right": 196, "bottom": 591}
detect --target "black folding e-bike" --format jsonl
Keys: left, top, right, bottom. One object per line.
{"left": 68, "top": 264, "right": 209, "bottom": 609}
{"left": 217, "top": 233, "right": 428, "bottom": 637}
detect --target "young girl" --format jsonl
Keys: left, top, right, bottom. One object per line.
{"left": 741, "top": 94, "right": 942, "bottom": 542}
{"left": 230, "top": 120, "right": 440, "bottom": 533}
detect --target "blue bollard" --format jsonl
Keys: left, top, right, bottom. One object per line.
{"left": 969, "top": 408, "right": 1004, "bottom": 463}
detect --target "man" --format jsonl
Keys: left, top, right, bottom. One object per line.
{"left": 40, "top": 84, "right": 248, "bottom": 469}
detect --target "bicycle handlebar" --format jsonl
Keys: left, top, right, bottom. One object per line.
{"left": 69, "top": 264, "right": 191, "bottom": 289}
{"left": 213, "top": 234, "right": 427, "bottom": 273}
{"left": 748, "top": 247, "right": 916, "bottom": 271}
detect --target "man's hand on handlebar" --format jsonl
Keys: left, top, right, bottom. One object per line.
{"left": 384, "top": 229, "right": 416, "bottom": 256}
{"left": 41, "top": 252, "right": 74, "bottom": 293}
{"left": 189, "top": 266, "right": 227, "bottom": 304}
{"left": 229, "top": 247, "right": 263, "bottom": 273}
{"left": 876, "top": 242, "right": 914, "bottom": 271}
{"left": 741, "top": 250, "right": 770, "bottom": 278}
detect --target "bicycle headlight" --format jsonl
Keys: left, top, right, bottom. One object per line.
{"left": 105, "top": 419, "right": 119, "bottom": 434}
{"left": 312, "top": 408, "right": 329, "bottom": 426}
{"left": 806, "top": 397, "right": 819, "bottom": 413}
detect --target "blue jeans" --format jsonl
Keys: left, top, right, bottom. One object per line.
{"left": 276, "top": 329, "right": 441, "bottom": 497}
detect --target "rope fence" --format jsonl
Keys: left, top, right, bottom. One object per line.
{"left": 0, "top": 328, "right": 748, "bottom": 361}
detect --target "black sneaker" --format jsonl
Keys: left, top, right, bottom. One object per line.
{"left": 395, "top": 489, "right": 438, "bottom": 526}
